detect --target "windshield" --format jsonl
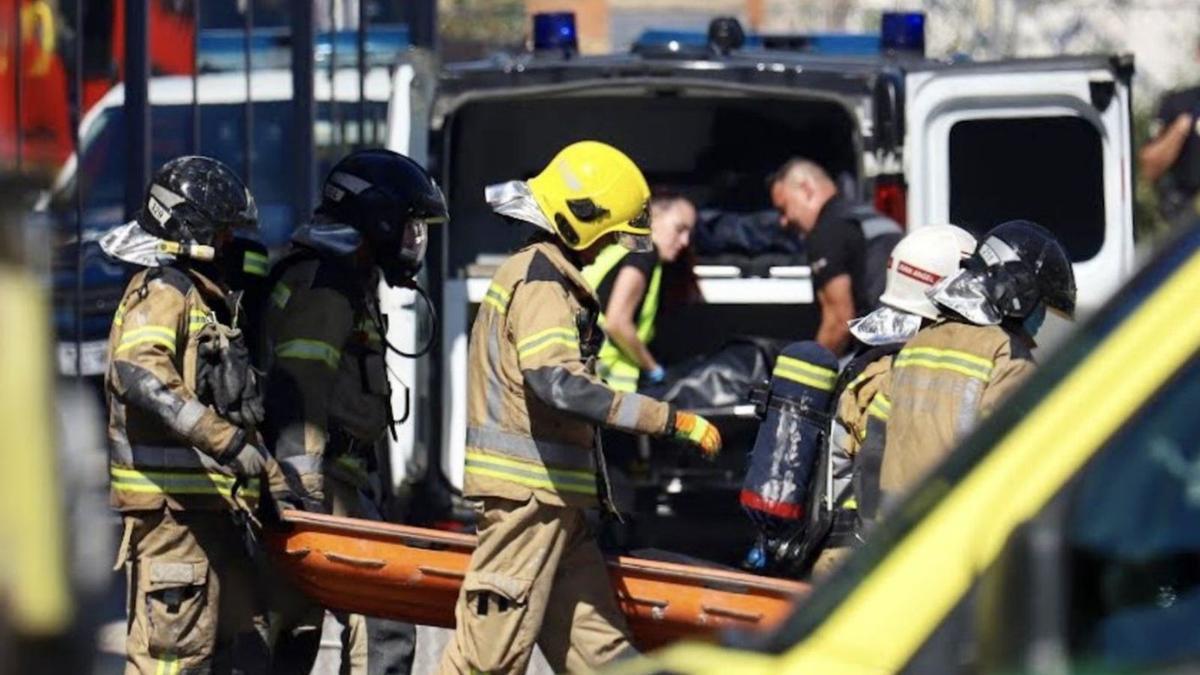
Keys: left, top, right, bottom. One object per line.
{"left": 762, "top": 226, "right": 1200, "bottom": 652}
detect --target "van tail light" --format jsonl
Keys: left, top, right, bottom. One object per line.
{"left": 873, "top": 177, "right": 907, "bottom": 228}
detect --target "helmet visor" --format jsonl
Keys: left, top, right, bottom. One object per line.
{"left": 616, "top": 232, "right": 654, "bottom": 252}
{"left": 614, "top": 200, "right": 653, "bottom": 251}
{"left": 398, "top": 218, "right": 429, "bottom": 271}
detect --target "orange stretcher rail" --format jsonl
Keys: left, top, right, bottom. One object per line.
{"left": 266, "top": 510, "right": 808, "bottom": 651}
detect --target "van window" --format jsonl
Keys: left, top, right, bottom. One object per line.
{"left": 1063, "top": 355, "right": 1200, "bottom": 670}
{"left": 948, "top": 116, "right": 1105, "bottom": 262}
{"left": 443, "top": 94, "right": 858, "bottom": 274}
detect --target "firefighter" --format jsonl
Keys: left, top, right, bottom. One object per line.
{"left": 100, "top": 156, "right": 295, "bottom": 675}
{"left": 879, "top": 220, "right": 1076, "bottom": 503}
{"left": 439, "top": 141, "right": 722, "bottom": 675}
{"left": 806, "top": 224, "right": 977, "bottom": 578}
{"left": 582, "top": 192, "right": 696, "bottom": 391}
{"left": 263, "top": 149, "right": 447, "bottom": 675}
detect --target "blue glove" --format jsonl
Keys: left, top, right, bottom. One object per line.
{"left": 645, "top": 365, "right": 666, "bottom": 384}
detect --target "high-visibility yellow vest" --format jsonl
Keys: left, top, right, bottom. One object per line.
{"left": 582, "top": 244, "right": 662, "bottom": 392}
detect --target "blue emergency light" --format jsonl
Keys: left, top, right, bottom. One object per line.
{"left": 881, "top": 12, "right": 925, "bottom": 56}
{"left": 533, "top": 12, "right": 578, "bottom": 54}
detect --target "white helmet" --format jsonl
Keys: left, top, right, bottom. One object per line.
{"left": 878, "top": 224, "right": 977, "bottom": 320}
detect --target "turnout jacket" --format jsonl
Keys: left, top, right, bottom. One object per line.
{"left": 880, "top": 319, "right": 1035, "bottom": 498}
{"left": 466, "top": 238, "right": 672, "bottom": 508}
{"left": 106, "top": 265, "right": 267, "bottom": 512}
{"left": 264, "top": 254, "right": 390, "bottom": 501}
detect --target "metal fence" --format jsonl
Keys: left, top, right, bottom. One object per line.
{"left": 2, "top": 0, "right": 434, "bottom": 379}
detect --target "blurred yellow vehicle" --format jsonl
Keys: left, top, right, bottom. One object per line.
{"left": 613, "top": 223, "right": 1200, "bottom": 673}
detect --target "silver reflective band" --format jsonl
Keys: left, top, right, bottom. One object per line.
{"left": 613, "top": 393, "right": 645, "bottom": 430}
{"left": 466, "top": 426, "right": 596, "bottom": 472}
{"left": 171, "top": 399, "right": 208, "bottom": 438}
{"left": 281, "top": 454, "right": 324, "bottom": 475}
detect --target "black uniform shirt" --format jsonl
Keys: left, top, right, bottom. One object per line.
{"left": 595, "top": 250, "right": 658, "bottom": 320}
{"left": 1154, "top": 86, "right": 1200, "bottom": 196}
{"left": 805, "top": 195, "right": 869, "bottom": 313}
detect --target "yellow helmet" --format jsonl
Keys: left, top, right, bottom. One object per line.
{"left": 527, "top": 140, "right": 651, "bottom": 251}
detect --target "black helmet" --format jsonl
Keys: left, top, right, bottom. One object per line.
{"left": 971, "top": 220, "right": 1077, "bottom": 320}
{"left": 316, "top": 149, "right": 447, "bottom": 286}
{"left": 137, "top": 156, "right": 257, "bottom": 246}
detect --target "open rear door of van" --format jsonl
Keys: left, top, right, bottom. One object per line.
{"left": 379, "top": 50, "right": 438, "bottom": 498}
{"left": 904, "top": 56, "right": 1134, "bottom": 339}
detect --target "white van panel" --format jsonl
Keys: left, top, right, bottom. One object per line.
{"left": 441, "top": 280, "right": 470, "bottom": 492}
{"left": 906, "top": 66, "right": 1134, "bottom": 318}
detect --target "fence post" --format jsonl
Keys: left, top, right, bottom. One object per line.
{"left": 242, "top": 0, "right": 253, "bottom": 188}
{"left": 123, "top": 0, "right": 149, "bottom": 221}
{"left": 291, "top": 0, "right": 316, "bottom": 222}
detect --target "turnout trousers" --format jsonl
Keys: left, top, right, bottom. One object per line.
{"left": 118, "top": 508, "right": 269, "bottom": 675}
{"left": 439, "top": 495, "right": 636, "bottom": 675}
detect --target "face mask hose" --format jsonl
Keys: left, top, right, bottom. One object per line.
{"left": 370, "top": 280, "right": 438, "bottom": 360}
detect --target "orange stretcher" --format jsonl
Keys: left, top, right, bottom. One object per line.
{"left": 266, "top": 510, "right": 808, "bottom": 651}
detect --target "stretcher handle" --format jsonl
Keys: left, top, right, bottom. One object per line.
{"left": 323, "top": 551, "right": 387, "bottom": 569}
{"left": 418, "top": 565, "right": 466, "bottom": 579}
{"left": 701, "top": 604, "right": 764, "bottom": 623}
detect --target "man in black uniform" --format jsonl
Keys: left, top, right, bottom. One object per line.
{"left": 770, "top": 158, "right": 894, "bottom": 356}
{"left": 1141, "top": 64, "right": 1200, "bottom": 229}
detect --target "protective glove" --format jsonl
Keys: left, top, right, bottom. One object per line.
{"left": 670, "top": 410, "right": 722, "bottom": 459}
{"left": 224, "top": 443, "right": 274, "bottom": 479}
{"left": 263, "top": 456, "right": 315, "bottom": 513}
{"left": 644, "top": 365, "right": 666, "bottom": 385}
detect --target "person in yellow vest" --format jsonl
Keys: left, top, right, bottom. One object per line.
{"left": 439, "top": 141, "right": 722, "bottom": 675}
{"left": 583, "top": 192, "right": 696, "bottom": 391}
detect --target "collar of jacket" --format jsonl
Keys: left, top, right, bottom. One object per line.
{"left": 935, "top": 316, "right": 1038, "bottom": 355}
{"left": 528, "top": 239, "right": 600, "bottom": 307}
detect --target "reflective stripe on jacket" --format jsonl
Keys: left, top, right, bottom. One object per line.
{"left": 465, "top": 239, "right": 672, "bottom": 508}
{"left": 106, "top": 266, "right": 259, "bottom": 512}
{"left": 263, "top": 253, "right": 388, "bottom": 499}
{"left": 581, "top": 244, "right": 663, "bottom": 392}
{"left": 880, "top": 320, "right": 1036, "bottom": 499}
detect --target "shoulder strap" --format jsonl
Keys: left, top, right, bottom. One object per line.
{"left": 147, "top": 265, "right": 194, "bottom": 295}
{"left": 834, "top": 342, "right": 903, "bottom": 398}
{"left": 265, "top": 248, "right": 363, "bottom": 312}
